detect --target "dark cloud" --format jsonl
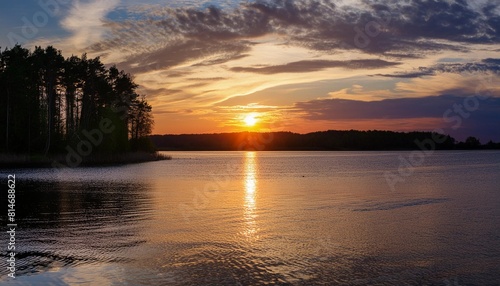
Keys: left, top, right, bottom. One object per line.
{"left": 294, "top": 94, "right": 500, "bottom": 141}
{"left": 386, "top": 0, "right": 489, "bottom": 43}
{"left": 167, "top": 71, "right": 193, "bottom": 78}
{"left": 230, "top": 59, "right": 400, "bottom": 74}
{"left": 90, "top": 4, "right": 271, "bottom": 72}
{"left": 192, "top": 53, "right": 249, "bottom": 66}
{"left": 181, "top": 82, "right": 212, "bottom": 89}
{"left": 138, "top": 87, "right": 183, "bottom": 99}
{"left": 89, "top": 0, "right": 500, "bottom": 72}
{"left": 482, "top": 58, "right": 500, "bottom": 65}
{"left": 138, "top": 86, "right": 209, "bottom": 104}
{"left": 375, "top": 71, "right": 434, "bottom": 78}
{"left": 117, "top": 39, "right": 251, "bottom": 73}
{"left": 376, "top": 59, "right": 500, "bottom": 78}
{"left": 246, "top": 0, "right": 495, "bottom": 55}
{"left": 295, "top": 95, "right": 462, "bottom": 120}
{"left": 186, "top": 77, "right": 227, "bottom": 81}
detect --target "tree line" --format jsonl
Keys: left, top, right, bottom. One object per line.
{"left": 150, "top": 130, "right": 500, "bottom": 151}
{"left": 0, "top": 45, "right": 154, "bottom": 155}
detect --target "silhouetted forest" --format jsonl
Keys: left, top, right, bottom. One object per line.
{"left": 151, "top": 130, "right": 500, "bottom": 151}
{"left": 0, "top": 45, "right": 154, "bottom": 155}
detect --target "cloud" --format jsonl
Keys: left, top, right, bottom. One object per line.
{"left": 117, "top": 38, "right": 252, "bottom": 74}
{"left": 61, "top": 0, "right": 120, "bottom": 49}
{"left": 245, "top": 0, "right": 497, "bottom": 55}
{"left": 138, "top": 87, "right": 183, "bottom": 98}
{"left": 230, "top": 59, "right": 400, "bottom": 74}
{"left": 293, "top": 94, "right": 500, "bottom": 140}
{"left": 87, "top": 4, "right": 271, "bottom": 58}
{"left": 332, "top": 72, "right": 500, "bottom": 101}
{"left": 86, "top": 0, "right": 500, "bottom": 70}
{"left": 57, "top": 0, "right": 498, "bottom": 115}
{"left": 482, "top": 58, "right": 500, "bottom": 65}
{"left": 36, "top": 0, "right": 500, "bottom": 138}
{"left": 376, "top": 59, "right": 500, "bottom": 78}
{"left": 295, "top": 95, "right": 468, "bottom": 120}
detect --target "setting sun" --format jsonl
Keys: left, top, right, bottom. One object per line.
{"left": 244, "top": 114, "right": 258, "bottom": 126}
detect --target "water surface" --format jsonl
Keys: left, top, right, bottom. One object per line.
{"left": 1, "top": 151, "right": 500, "bottom": 285}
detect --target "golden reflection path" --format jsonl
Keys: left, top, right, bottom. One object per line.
{"left": 243, "top": 152, "right": 258, "bottom": 239}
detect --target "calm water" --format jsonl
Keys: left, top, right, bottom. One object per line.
{"left": 1, "top": 151, "right": 500, "bottom": 285}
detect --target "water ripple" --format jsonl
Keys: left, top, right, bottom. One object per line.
{"left": 353, "top": 198, "right": 450, "bottom": 212}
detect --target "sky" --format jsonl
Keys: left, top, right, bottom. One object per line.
{"left": 1, "top": 0, "right": 499, "bottom": 141}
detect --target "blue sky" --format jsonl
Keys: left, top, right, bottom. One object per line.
{"left": 0, "top": 0, "right": 241, "bottom": 48}
{"left": 1, "top": 0, "right": 500, "bottom": 141}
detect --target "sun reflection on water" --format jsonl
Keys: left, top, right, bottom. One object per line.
{"left": 243, "top": 152, "right": 258, "bottom": 239}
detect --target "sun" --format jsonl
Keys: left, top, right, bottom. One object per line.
{"left": 244, "top": 114, "right": 258, "bottom": 126}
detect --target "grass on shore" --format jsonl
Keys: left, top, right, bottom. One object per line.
{"left": 0, "top": 152, "right": 171, "bottom": 168}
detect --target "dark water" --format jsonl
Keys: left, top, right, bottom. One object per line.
{"left": 1, "top": 151, "right": 500, "bottom": 285}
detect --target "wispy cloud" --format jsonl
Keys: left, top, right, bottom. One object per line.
{"left": 230, "top": 59, "right": 400, "bottom": 74}
{"left": 61, "top": 0, "right": 120, "bottom": 50}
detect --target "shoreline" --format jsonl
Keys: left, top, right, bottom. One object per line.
{"left": 0, "top": 152, "right": 171, "bottom": 169}
{"left": 156, "top": 148, "right": 500, "bottom": 151}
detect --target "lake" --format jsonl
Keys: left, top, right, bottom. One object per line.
{"left": 1, "top": 151, "right": 500, "bottom": 285}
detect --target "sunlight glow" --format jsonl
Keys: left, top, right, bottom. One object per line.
{"left": 244, "top": 114, "right": 258, "bottom": 126}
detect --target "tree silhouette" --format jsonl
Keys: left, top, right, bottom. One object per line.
{"left": 0, "top": 45, "right": 154, "bottom": 155}
{"left": 33, "top": 46, "right": 65, "bottom": 155}
{"left": 150, "top": 130, "right": 498, "bottom": 151}
{"left": 465, "top": 136, "right": 481, "bottom": 149}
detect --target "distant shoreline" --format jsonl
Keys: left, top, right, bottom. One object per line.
{"left": 150, "top": 130, "right": 500, "bottom": 152}
{"left": 156, "top": 148, "right": 500, "bottom": 151}
{"left": 0, "top": 152, "right": 171, "bottom": 169}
